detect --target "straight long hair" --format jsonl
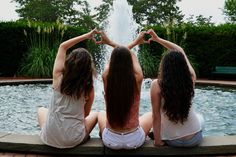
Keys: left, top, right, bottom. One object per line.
{"left": 60, "top": 48, "right": 95, "bottom": 99}
{"left": 158, "top": 51, "right": 194, "bottom": 124}
{"left": 106, "top": 46, "right": 138, "bottom": 128}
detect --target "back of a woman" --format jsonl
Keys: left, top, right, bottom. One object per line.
{"left": 97, "top": 31, "right": 152, "bottom": 150}
{"left": 148, "top": 29, "right": 204, "bottom": 147}
{"left": 37, "top": 30, "right": 98, "bottom": 148}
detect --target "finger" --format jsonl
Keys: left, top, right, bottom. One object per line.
{"left": 148, "top": 38, "right": 152, "bottom": 44}
{"left": 96, "top": 41, "right": 103, "bottom": 45}
{"left": 91, "top": 37, "right": 97, "bottom": 43}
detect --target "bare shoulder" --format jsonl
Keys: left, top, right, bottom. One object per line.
{"left": 52, "top": 75, "right": 62, "bottom": 90}
{"left": 151, "top": 79, "right": 161, "bottom": 94}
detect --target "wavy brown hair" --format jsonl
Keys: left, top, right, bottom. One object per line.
{"left": 158, "top": 50, "right": 194, "bottom": 124}
{"left": 106, "top": 46, "right": 138, "bottom": 128}
{"left": 60, "top": 48, "right": 95, "bottom": 99}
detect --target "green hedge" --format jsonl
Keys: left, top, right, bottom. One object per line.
{"left": 0, "top": 21, "right": 102, "bottom": 77}
{"left": 0, "top": 22, "right": 27, "bottom": 77}
{"left": 139, "top": 24, "right": 236, "bottom": 78}
{"left": 1, "top": 22, "right": 235, "bottom": 78}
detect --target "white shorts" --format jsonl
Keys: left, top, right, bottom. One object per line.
{"left": 102, "top": 126, "right": 145, "bottom": 150}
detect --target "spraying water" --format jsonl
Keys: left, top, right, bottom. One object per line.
{"left": 106, "top": 0, "right": 138, "bottom": 45}
{"left": 104, "top": 0, "right": 139, "bottom": 61}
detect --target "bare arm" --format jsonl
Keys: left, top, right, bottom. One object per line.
{"left": 127, "top": 31, "right": 148, "bottom": 49}
{"left": 147, "top": 29, "right": 196, "bottom": 82}
{"left": 150, "top": 79, "right": 164, "bottom": 146}
{"left": 53, "top": 29, "right": 96, "bottom": 79}
{"left": 95, "top": 31, "right": 119, "bottom": 48}
{"left": 126, "top": 31, "right": 148, "bottom": 84}
{"left": 84, "top": 87, "right": 95, "bottom": 117}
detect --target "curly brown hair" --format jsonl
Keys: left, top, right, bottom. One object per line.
{"left": 60, "top": 48, "right": 95, "bottom": 99}
{"left": 158, "top": 50, "right": 194, "bottom": 124}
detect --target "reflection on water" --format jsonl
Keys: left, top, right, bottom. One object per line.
{"left": 0, "top": 80, "right": 235, "bottom": 137}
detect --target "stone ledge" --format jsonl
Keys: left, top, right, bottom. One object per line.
{"left": 0, "top": 133, "right": 104, "bottom": 156}
{"left": 0, "top": 133, "right": 236, "bottom": 156}
{"left": 0, "top": 79, "right": 52, "bottom": 86}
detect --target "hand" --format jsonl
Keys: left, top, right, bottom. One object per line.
{"left": 147, "top": 29, "right": 160, "bottom": 43}
{"left": 93, "top": 31, "right": 118, "bottom": 47}
{"left": 87, "top": 28, "right": 99, "bottom": 40}
{"left": 134, "top": 31, "right": 149, "bottom": 45}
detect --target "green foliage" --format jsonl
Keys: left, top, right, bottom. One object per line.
{"left": 94, "top": 0, "right": 184, "bottom": 28}
{"left": 0, "top": 21, "right": 27, "bottom": 77}
{"left": 13, "top": 0, "right": 98, "bottom": 28}
{"left": 186, "top": 15, "right": 215, "bottom": 26}
{"left": 223, "top": 0, "right": 236, "bottom": 23}
{"left": 94, "top": 0, "right": 113, "bottom": 26}
{"left": 18, "top": 20, "right": 67, "bottom": 78}
{"left": 138, "top": 24, "right": 236, "bottom": 78}
{"left": 128, "top": 0, "right": 184, "bottom": 26}
{"left": 0, "top": 21, "right": 102, "bottom": 77}
{"left": 138, "top": 44, "right": 160, "bottom": 78}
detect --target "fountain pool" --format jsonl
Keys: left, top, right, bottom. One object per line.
{"left": 0, "top": 80, "right": 235, "bottom": 137}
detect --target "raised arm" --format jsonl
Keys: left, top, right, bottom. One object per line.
{"left": 147, "top": 29, "right": 196, "bottom": 81}
{"left": 127, "top": 31, "right": 148, "bottom": 49}
{"left": 95, "top": 31, "right": 119, "bottom": 48}
{"left": 127, "top": 31, "right": 148, "bottom": 85}
{"left": 53, "top": 29, "right": 96, "bottom": 80}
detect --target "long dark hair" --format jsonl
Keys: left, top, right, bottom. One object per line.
{"left": 60, "top": 48, "right": 95, "bottom": 99}
{"left": 106, "top": 46, "right": 138, "bottom": 128}
{"left": 158, "top": 51, "right": 194, "bottom": 124}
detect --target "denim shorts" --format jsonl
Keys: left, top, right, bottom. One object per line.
{"left": 102, "top": 126, "right": 145, "bottom": 150}
{"left": 164, "top": 130, "right": 203, "bottom": 147}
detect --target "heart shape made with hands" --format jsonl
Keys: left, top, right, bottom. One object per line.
{"left": 92, "top": 33, "right": 102, "bottom": 44}
{"left": 92, "top": 30, "right": 153, "bottom": 44}
{"left": 144, "top": 32, "right": 153, "bottom": 43}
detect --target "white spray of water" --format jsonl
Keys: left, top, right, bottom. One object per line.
{"left": 106, "top": 0, "right": 138, "bottom": 45}
{"left": 104, "top": 0, "right": 139, "bottom": 61}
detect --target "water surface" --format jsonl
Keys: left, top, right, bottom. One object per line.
{"left": 0, "top": 81, "right": 235, "bottom": 137}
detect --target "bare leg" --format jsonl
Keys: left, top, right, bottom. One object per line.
{"left": 84, "top": 111, "right": 98, "bottom": 136}
{"left": 97, "top": 111, "right": 107, "bottom": 138}
{"left": 37, "top": 107, "right": 48, "bottom": 129}
{"left": 139, "top": 112, "right": 152, "bottom": 136}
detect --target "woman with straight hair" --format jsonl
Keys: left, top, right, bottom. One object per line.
{"left": 37, "top": 29, "right": 98, "bottom": 148}
{"left": 96, "top": 31, "right": 152, "bottom": 150}
{"left": 148, "top": 29, "right": 204, "bottom": 147}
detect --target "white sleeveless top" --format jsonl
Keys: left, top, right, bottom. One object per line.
{"left": 161, "top": 106, "right": 202, "bottom": 140}
{"left": 40, "top": 90, "right": 86, "bottom": 148}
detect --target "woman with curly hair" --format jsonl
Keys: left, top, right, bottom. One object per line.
{"left": 148, "top": 29, "right": 204, "bottom": 147}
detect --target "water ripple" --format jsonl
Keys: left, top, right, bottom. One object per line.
{"left": 0, "top": 83, "right": 235, "bottom": 137}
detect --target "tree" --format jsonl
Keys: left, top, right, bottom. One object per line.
{"left": 186, "top": 15, "right": 214, "bottom": 26}
{"left": 13, "top": 0, "right": 97, "bottom": 28}
{"left": 223, "top": 0, "right": 236, "bottom": 23}
{"left": 94, "top": 0, "right": 113, "bottom": 26}
{"left": 128, "top": 0, "right": 184, "bottom": 26}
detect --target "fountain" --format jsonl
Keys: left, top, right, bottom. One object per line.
{"left": 0, "top": 0, "right": 235, "bottom": 139}
{"left": 103, "top": 0, "right": 139, "bottom": 61}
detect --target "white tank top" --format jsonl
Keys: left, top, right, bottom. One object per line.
{"left": 160, "top": 106, "right": 202, "bottom": 140}
{"left": 40, "top": 90, "right": 86, "bottom": 148}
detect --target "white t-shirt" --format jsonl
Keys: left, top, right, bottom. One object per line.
{"left": 160, "top": 106, "right": 202, "bottom": 140}
{"left": 40, "top": 90, "right": 86, "bottom": 148}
